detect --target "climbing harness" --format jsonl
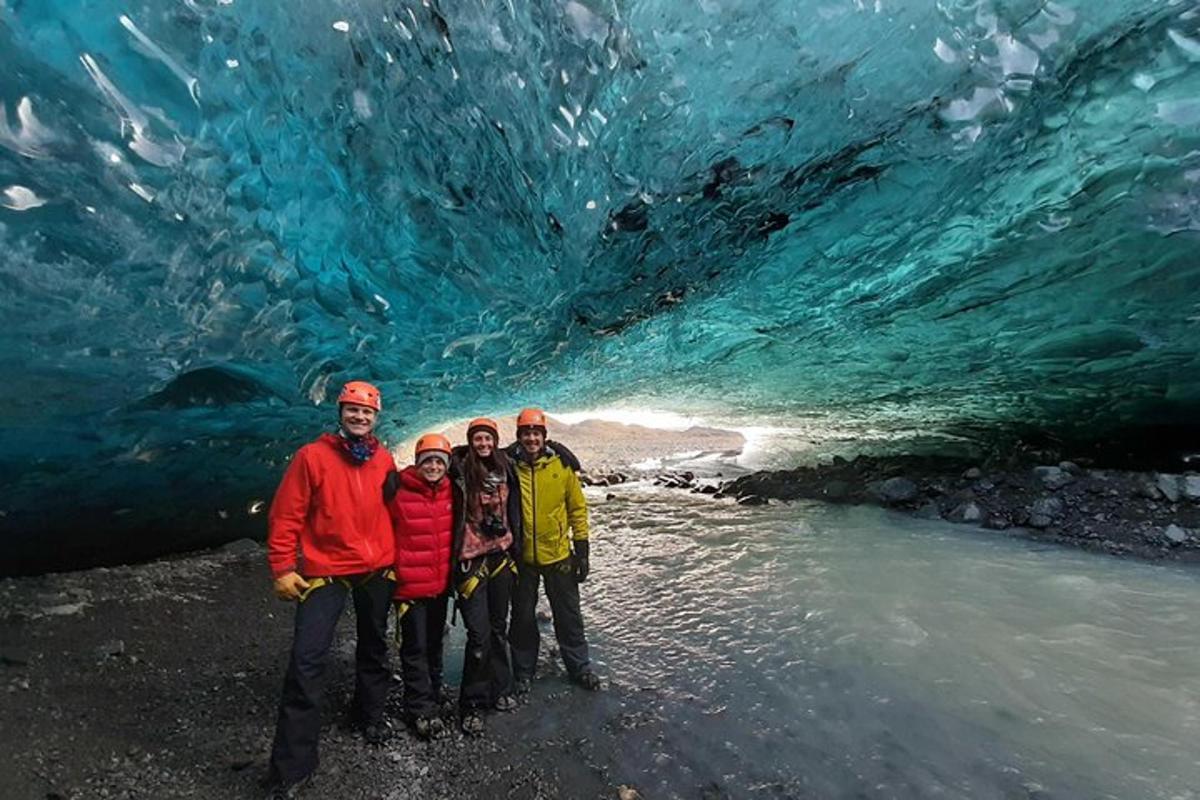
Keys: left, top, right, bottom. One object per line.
{"left": 456, "top": 553, "right": 517, "bottom": 601}
{"left": 297, "top": 567, "right": 395, "bottom": 603}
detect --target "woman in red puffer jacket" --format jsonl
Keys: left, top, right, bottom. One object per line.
{"left": 385, "top": 433, "right": 454, "bottom": 740}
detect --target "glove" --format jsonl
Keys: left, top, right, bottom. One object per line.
{"left": 273, "top": 571, "right": 310, "bottom": 601}
{"left": 573, "top": 540, "right": 590, "bottom": 583}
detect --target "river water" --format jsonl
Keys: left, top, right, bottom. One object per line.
{"left": 572, "top": 483, "right": 1200, "bottom": 799}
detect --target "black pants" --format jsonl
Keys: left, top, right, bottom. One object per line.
{"left": 268, "top": 572, "right": 392, "bottom": 786}
{"left": 458, "top": 552, "right": 515, "bottom": 712}
{"left": 398, "top": 595, "right": 448, "bottom": 719}
{"left": 509, "top": 559, "right": 590, "bottom": 681}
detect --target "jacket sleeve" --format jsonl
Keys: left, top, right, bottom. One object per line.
{"left": 565, "top": 467, "right": 589, "bottom": 542}
{"left": 505, "top": 463, "right": 524, "bottom": 560}
{"left": 267, "top": 448, "right": 312, "bottom": 577}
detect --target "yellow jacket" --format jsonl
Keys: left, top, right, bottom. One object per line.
{"left": 514, "top": 448, "right": 589, "bottom": 566}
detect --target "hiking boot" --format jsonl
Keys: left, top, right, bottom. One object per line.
{"left": 363, "top": 722, "right": 389, "bottom": 747}
{"left": 461, "top": 712, "right": 485, "bottom": 737}
{"left": 494, "top": 693, "right": 518, "bottom": 712}
{"left": 571, "top": 670, "right": 602, "bottom": 691}
{"left": 513, "top": 677, "right": 532, "bottom": 696}
{"left": 412, "top": 715, "right": 448, "bottom": 741}
{"left": 435, "top": 685, "right": 455, "bottom": 713}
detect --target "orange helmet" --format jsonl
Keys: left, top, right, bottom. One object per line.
{"left": 516, "top": 407, "right": 548, "bottom": 431}
{"left": 337, "top": 380, "right": 381, "bottom": 411}
{"left": 467, "top": 417, "right": 500, "bottom": 442}
{"left": 414, "top": 433, "right": 452, "bottom": 464}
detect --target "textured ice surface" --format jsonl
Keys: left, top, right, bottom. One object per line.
{"left": 2, "top": 1, "right": 1200, "bottom": 571}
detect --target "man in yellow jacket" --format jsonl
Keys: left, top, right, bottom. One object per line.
{"left": 506, "top": 408, "right": 601, "bottom": 692}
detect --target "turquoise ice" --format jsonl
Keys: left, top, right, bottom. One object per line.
{"left": 2, "top": 1, "right": 1199, "bottom": 570}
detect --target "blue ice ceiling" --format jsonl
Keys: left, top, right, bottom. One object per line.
{"left": 3, "top": 0, "right": 1200, "bottom": 573}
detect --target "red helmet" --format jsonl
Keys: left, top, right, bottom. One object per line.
{"left": 414, "top": 433, "right": 452, "bottom": 462}
{"left": 337, "top": 380, "right": 381, "bottom": 411}
{"left": 516, "top": 408, "right": 548, "bottom": 431}
{"left": 467, "top": 417, "right": 500, "bottom": 443}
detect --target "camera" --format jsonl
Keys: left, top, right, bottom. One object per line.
{"left": 480, "top": 512, "right": 507, "bottom": 539}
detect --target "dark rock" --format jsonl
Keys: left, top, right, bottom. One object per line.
{"left": 949, "top": 501, "right": 983, "bottom": 523}
{"left": 1156, "top": 474, "right": 1181, "bottom": 502}
{"left": 983, "top": 514, "right": 1011, "bottom": 530}
{"left": 962, "top": 467, "right": 983, "bottom": 480}
{"left": 219, "top": 538, "right": 260, "bottom": 556}
{"left": 914, "top": 501, "right": 942, "bottom": 520}
{"left": 737, "top": 495, "right": 768, "bottom": 506}
{"left": 870, "top": 477, "right": 919, "bottom": 505}
{"left": 1183, "top": 475, "right": 1200, "bottom": 501}
{"left": 823, "top": 480, "right": 850, "bottom": 500}
{"left": 606, "top": 493, "right": 616, "bottom": 501}
{"left": 1134, "top": 480, "right": 1163, "bottom": 500}
{"left": 1034, "top": 466, "right": 1074, "bottom": 490}
{"left": 1163, "top": 524, "right": 1189, "bottom": 545}
{"left": 697, "top": 485, "right": 718, "bottom": 495}
{"left": 1028, "top": 497, "right": 1064, "bottom": 529}
{"left": 95, "top": 640, "right": 125, "bottom": 659}
{"left": 1058, "top": 461, "right": 1084, "bottom": 475}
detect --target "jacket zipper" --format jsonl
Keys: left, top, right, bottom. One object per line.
{"left": 354, "top": 465, "right": 373, "bottom": 567}
{"left": 530, "top": 458, "right": 538, "bottom": 566}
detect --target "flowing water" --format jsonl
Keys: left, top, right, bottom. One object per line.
{"left": 571, "top": 484, "right": 1200, "bottom": 799}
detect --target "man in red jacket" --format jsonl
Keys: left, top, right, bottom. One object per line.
{"left": 264, "top": 381, "right": 396, "bottom": 799}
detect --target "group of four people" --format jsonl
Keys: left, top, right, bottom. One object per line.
{"left": 262, "top": 381, "right": 599, "bottom": 798}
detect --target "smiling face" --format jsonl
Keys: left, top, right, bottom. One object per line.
{"left": 471, "top": 430, "right": 496, "bottom": 458}
{"left": 418, "top": 456, "right": 447, "bottom": 484}
{"left": 518, "top": 426, "right": 545, "bottom": 456}
{"left": 339, "top": 403, "right": 378, "bottom": 437}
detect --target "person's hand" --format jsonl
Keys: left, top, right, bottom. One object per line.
{"left": 273, "top": 571, "right": 310, "bottom": 601}
{"left": 573, "top": 541, "right": 590, "bottom": 583}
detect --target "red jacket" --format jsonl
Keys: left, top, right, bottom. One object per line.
{"left": 267, "top": 434, "right": 396, "bottom": 578}
{"left": 387, "top": 466, "right": 454, "bottom": 601}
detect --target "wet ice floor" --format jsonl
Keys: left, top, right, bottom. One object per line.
{"left": 568, "top": 484, "right": 1200, "bottom": 799}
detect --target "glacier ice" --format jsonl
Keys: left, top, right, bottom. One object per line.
{"left": 2, "top": 0, "right": 1200, "bottom": 572}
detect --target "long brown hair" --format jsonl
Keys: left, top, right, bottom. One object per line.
{"left": 462, "top": 442, "right": 509, "bottom": 510}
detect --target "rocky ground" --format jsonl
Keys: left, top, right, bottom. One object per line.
{"left": 622, "top": 454, "right": 1200, "bottom": 562}
{"left": 0, "top": 542, "right": 658, "bottom": 800}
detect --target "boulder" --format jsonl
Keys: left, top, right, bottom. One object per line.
{"left": 737, "top": 494, "right": 768, "bottom": 506}
{"left": 1163, "top": 524, "right": 1189, "bottom": 545}
{"left": 1156, "top": 474, "right": 1181, "bottom": 503}
{"left": 1058, "top": 460, "right": 1084, "bottom": 475}
{"left": 1028, "top": 496, "right": 1064, "bottom": 529}
{"left": 962, "top": 467, "right": 983, "bottom": 480}
{"left": 1134, "top": 479, "right": 1163, "bottom": 500}
{"left": 219, "top": 538, "right": 261, "bottom": 556}
{"left": 914, "top": 501, "right": 942, "bottom": 520}
{"left": 823, "top": 480, "right": 850, "bottom": 500}
{"left": 870, "top": 477, "right": 919, "bottom": 505}
{"left": 1183, "top": 475, "right": 1200, "bottom": 501}
{"left": 950, "top": 501, "right": 983, "bottom": 523}
{"left": 1034, "top": 466, "right": 1074, "bottom": 490}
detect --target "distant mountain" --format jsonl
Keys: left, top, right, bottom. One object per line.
{"left": 396, "top": 415, "right": 746, "bottom": 472}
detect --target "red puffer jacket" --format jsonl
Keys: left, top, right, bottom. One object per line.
{"left": 387, "top": 466, "right": 454, "bottom": 601}
{"left": 267, "top": 434, "right": 396, "bottom": 578}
